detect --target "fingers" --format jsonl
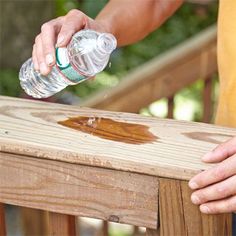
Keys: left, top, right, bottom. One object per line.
{"left": 40, "top": 19, "right": 62, "bottom": 68}
{"left": 32, "top": 44, "right": 39, "bottom": 71}
{"left": 191, "top": 175, "right": 236, "bottom": 205}
{"left": 33, "top": 10, "right": 88, "bottom": 75}
{"left": 189, "top": 154, "right": 236, "bottom": 190}
{"left": 56, "top": 9, "right": 87, "bottom": 47}
{"left": 199, "top": 195, "right": 236, "bottom": 214}
{"left": 202, "top": 136, "right": 236, "bottom": 163}
{"left": 35, "top": 35, "right": 50, "bottom": 75}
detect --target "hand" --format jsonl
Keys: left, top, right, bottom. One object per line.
{"left": 189, "top": 136, "right": 236, "bottom": 214}
{"left": 33, "top": 9, "right": 110, "bottom": 75}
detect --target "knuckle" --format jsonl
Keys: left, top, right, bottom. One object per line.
{"left": 41, "top": 22, "right": 52, "bottom": 31}
{"left": 68, "top": 9, "right": 80, "bottom": 16}
{"left": 221, "top": 201, "right": 231, "bottom": 212}
{"left": 213, "top": 166, "right": 226, "bottom": 180}
{"left": 215, "top": 186, "right": 224, "bottom": 194}
{"left": 198, "top": 193, "right": 206, "bottom": 203}
{"left": 56, "top": 16, "right": 63, "bottom": 21}
{"left": 231, "top": 197, "right": 236, "bottom": 210}
{"left": 35, "top": 35, "right": 41, "bottom": 43}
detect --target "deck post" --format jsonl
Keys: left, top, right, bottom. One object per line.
{"left": 159, "top": 178, "right": 232, "bottom": 236}
{"left": 0, "top": 203, "right": 6, "bottom": 236}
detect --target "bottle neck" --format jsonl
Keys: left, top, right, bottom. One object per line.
{"left": 97, "top": 33, "right": 117, "bottom": 55}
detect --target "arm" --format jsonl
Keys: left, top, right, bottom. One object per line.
{"left": 95, "top": 0, "right": 183, "bottom": 46}
{"left": 33, "top": 0, "right": 183, "bottom": 75}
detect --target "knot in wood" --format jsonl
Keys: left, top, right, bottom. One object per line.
{"left": 108, "top": 215, "right": 120, "bottom": 223}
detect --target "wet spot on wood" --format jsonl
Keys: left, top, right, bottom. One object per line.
{"left": 58, "top": 116, "right": 157, "bottom": 145}
{"left": 183, "top": 132, "right": 233, "bottom": 144}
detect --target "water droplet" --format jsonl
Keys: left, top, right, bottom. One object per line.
{"left": 87, "top": 116, "right": 97, "bottom": 129}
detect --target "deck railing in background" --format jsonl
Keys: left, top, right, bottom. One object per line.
{"left": 81, "top": 25, "right": 217, "bottom": 123}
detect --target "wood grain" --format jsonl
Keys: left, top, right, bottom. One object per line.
{"left": 81, "top": 26, "right": 217, "bottom": 113}
{"left": 146, "top": 229, "right": 159, "bottom": 236}
{"left": 0, "top": 152, "right": 158, "bottom": 229}
{"left": 21, "top": 207, "right": 48, "bottom": 236}
{"left": 1, "top": 96, "right": 236, "bottom": 181}
{"left": 167, "top": 96, "right": 174, "bottom": 119}
{"left": 0, "top": 203, "right": 6, "bottom": 236}
{"left": 48, "top": 212, "right": 76, "bottom": 236}
{"left": 159, "top": 178, "right": 232, "bottom": 236}
{"left": 203, "top": 77, "right": 213, "bottom": 123}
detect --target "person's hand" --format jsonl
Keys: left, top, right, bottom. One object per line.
{"left": 189, "top": 136, "right": 236, "bottom": 214}
{"left": 33, "top": 9, "right": 110, "bottom": 75}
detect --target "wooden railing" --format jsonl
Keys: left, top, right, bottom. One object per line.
{"left": 0, "top": 25, "right": 224, "bottom": 236}
{"left": 0, "top": 95, "right": 234, "bottom": 236}
{"left": 81, "top": 25, "right": 217, "bottom": 123}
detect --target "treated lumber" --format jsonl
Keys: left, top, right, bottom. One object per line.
{"left": 48, "top": 212, "right": 76, "bottom": 236}
{"left": 0, "top": 204, "right": 6, "bottom": 236}
{"left": 203, "top": 77, "right": 213, "bottom": 123}
{"left": 159, "top": 178, "right": 231, "bottom": 236}
{"left": 21, "top": 208, "right": 48, "bottom": 236}
{"left": 0, "top": 152, "right": 158, "bottom": 229}
{"left": 81, "top": 25, "right": 217, "bottom": 112}
{"left": 1, "top": 96, "right": 236, "bottom": 180}
{"left": 146, "top": 229, "right": 159, "bottom": 236}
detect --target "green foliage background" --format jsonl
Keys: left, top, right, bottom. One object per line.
{"left": 0, "top": 0, "right": 218, "bottom": 121}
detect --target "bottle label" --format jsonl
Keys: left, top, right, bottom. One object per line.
{"left": 56, "top": 47, "right": 86, "bottom": 83}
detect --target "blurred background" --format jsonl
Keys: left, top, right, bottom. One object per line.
{"left": 0, "top": 0, "right": 219, "bottom": 235}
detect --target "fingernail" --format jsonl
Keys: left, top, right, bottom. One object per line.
{"left": 46, "top": 54, "right": 54, "bottom": 66}
{"left": 191, "top": 194, "right": 200, "bottom": 204}
{"left": 202, "top": 152, "right": 213, "bottom": 161}
{"left": 40, "top": 62, "right": 49, "bottom": 75}
{"left": 189, "top": 181, "right": 199, "bottom": 189}
{"left": 200, "top": 205, "right": 210, "bottom": 214}
{"left": 57, "top": 35, "right": 64, "bottom": 45}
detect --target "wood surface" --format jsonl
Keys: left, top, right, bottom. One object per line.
{"left": 167, "top": 97, "right": 174, "bottom": 119}
{"left": 81, "top": 25, "right": 217, "bottom": 113}
{"left": 21, "top": 207, "right": 48, "bottom": 236}
{"left": 48, "top": 212, "right": 76, "bottom": 236}
{"left": 0, "top": 203, "right": 6, "bottom": 236}
{"left": 159, "top": 178, "right": 232, "bottom": 236}
{"left": 0, "top": 152, "right": 158, "bottom": 229}
{"left": 101, "top": 221, "right": 108, "bottom": 236}
{"left": 1, "top": 96, "right": 236, "bottom": 181}
{"left": 146, "top": 229, "right": 159, "bottom": 236}
{"left": 203, "top": 77, "right": 213, "bottom": 123}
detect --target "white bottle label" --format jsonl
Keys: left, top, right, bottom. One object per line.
{"left": 56, "top": 47, "right": 86, "bottom": 83}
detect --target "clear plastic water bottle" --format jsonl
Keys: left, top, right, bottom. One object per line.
{"left": 19, "top": 29, "right": 117, "bottom": 98}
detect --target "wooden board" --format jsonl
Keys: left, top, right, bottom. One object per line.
{"left": 21, "top": 207, "right": 48, "bottom": 236}
{"left": 146, "top": 229, "right": 159, "bottom": 236}
{"left": 0, "top": 152, "right": 158, "bottom": 229}
{"left": 48, "top": 212, "right": 76, "bottom": 236}
{"left": 1, "top": 96, "right": 236, "bottom": 180}
{"left": 81, "top": 26, "right": 217, "bottom": 112}
{"left": 0, "top": 203, "right": 6, "bottom": 236}
{"left": 159, "top": 178, "right": 232, "bottom": 236}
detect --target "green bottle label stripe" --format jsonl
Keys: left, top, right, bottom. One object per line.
{"left": 56, "top": 47, "right": 86, "bottom": 83}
